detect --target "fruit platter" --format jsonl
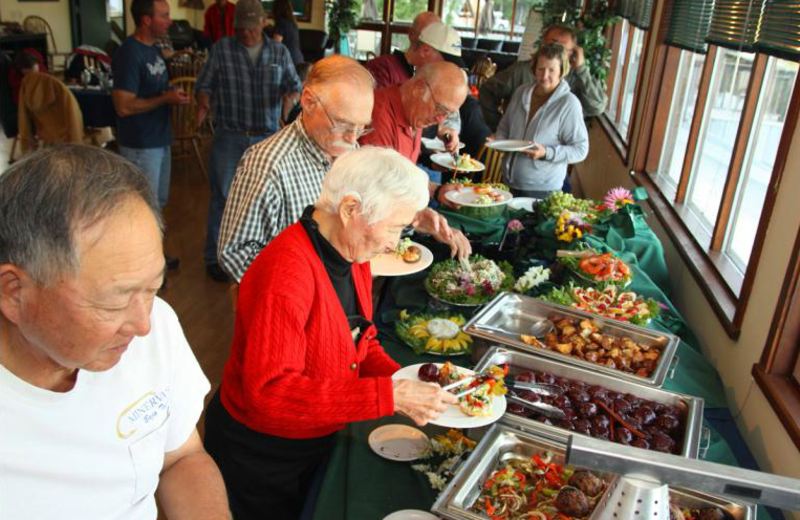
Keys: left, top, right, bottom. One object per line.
{"left": 395, "top": 310, "right": 473, "bottom": 356}
{"left": 425, "top": 255, "right": 515, "bottom": 307}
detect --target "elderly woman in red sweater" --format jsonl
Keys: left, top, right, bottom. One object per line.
{"left": 204, "top": 146, "right": 458, "bottom": 520}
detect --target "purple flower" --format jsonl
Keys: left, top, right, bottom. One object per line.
{"left": 604, "top": 187, "right": 634, "bottom": 212}
{"left": 482, "top": 280, "right": 495, "bottom": 294}
{"left": 507, "top": 219, "right": 525, "bottom": 233}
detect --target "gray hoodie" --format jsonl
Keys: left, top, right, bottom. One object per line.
{"left": 495, "top": 79, "right": 589, "bottom": 192}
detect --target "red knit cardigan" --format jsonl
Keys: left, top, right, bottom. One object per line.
{"left": 220, "top": 222, "right": 401, "bottom": 439}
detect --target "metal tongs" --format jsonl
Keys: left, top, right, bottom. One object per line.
{"left": 504, "top": 374, "right": 565, "bottom": 419}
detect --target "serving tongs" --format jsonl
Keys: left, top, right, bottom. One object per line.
{"left": 507, "top": 394, "right": 566, "bottom": 420}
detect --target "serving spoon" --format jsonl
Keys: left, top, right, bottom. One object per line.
{"left": 472, "top": 318, "right": 554, "bottom": 338}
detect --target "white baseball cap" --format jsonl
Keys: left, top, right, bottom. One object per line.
{"left": 419, "top": 22, "right": 464, "bottom": 63}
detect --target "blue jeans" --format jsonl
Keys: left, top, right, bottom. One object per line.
{"left": 204, "top": 130, "right": 270, "bottom": 265}
{"left": 119, "top": 145, "right": 172, "bottom": 210}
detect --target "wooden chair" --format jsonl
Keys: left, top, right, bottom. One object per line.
{"left": 476, "top": 145, "right": 505, "bottom": 184}
{"left": 22, "top": 16, "right": 69, "bottom": 73}
{"left": 168, "top": 77, "right": 207, "bottom": 179}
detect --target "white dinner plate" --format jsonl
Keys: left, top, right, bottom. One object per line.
{"left": 421, "top": 137, "right": 466, "bottom": 152}
{"left": 430, "top": 153, "right": 485, "bottom": 172}
{"left": 370, "top": 242, "right": 433, "bottom": 277}
{"left": 508, "top": 197, "right": 539, "bottom": 212}
{"left": 485, "top": 139, "right": 535, "bottom": 152}
{"left": 392, "top": 364, "right": 506, "bottom": 429}
{"left": 444, "top": 186, "right": 513, "bottom": 208}
{"left": 382, "top": 510, "right": 439, "bottom": 520}
{"left": 368, "top": 424, "right": 429, "bottom": 462}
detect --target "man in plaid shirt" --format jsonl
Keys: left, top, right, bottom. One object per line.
{"left": 218, "top": 55, "right": 471, "bottom": 283}
{"left": 196, "top": 0, "right": 301, "bottom": 282}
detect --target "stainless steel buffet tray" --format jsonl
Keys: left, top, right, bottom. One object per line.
{"left": 473, "top": 347, "right": 705, "bottom": 458}
{"left": 432, "top": 424, "right": 754, "bottom": 520}
{"left": 464, "top": 292, "right": 680, "bottom": 387}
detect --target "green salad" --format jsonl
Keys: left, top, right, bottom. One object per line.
{"left": 425, "top": 255, "right": 515, "bottom": 305}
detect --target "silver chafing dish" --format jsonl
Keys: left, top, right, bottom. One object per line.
{"left": 473, "top": 347, "right": 705, "bottom": 458}
{"left": 432, "top": 424, "right": 755, "bottom": 520}
{"left": 464, "top": 292, "right": 681, "bottom": 387}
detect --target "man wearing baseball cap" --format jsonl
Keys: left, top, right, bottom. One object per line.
{"left": 364, "top": 19, "right": 465, "bottom": 154}
{"left": 196, "top": 0, "right": 302, "bottom": 282}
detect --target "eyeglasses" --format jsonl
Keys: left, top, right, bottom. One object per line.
{"left": 310, "top": 91, "right": 373, "bottom": 138}
{"left": 423, "top": 79, "right": 457, "bottom": 118}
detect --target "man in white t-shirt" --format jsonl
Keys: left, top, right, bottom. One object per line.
{"left": 0, "top": 145, "right": 230, "bottom": 519}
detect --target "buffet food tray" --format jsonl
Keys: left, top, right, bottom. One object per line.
{"left": 432, "top": 424, "right": 754, "bottom": 520}
{"left": 464, "top": 292, "right": 680, "bottom": 387}
{"left": 473, "top": 347, "right": 705, "bottom": 458}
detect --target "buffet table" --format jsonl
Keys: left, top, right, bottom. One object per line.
{"left": 308, "top": 199, "right": 782, "bottom": 520}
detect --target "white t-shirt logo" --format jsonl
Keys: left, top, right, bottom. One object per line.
{"left": 146, "top": 59, "right": 166, "bottom": 77}
{"left": 116, "top": 390, "right": 170, "bottom": 439}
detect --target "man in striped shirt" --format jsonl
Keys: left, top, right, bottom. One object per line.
{"left": 218, "top": 55, "right": 471, "bottom": 283}
{"left": 196, "top": 0, "right": 301, "bottom": 282}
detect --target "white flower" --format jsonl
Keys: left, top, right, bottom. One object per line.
{"left": 514, "top": 265, "right": 551, "bottom": 293}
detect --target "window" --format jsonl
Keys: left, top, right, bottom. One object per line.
{"left": 753, "top": 233, "right": 800, "bottom": 452}
{"left": 633, "top": 0, "right": 800, "bottom": 335}
{"left": 605, "top": 20, "right": 646, "bottom": 143}
{"left": 441, "top": 0, "right": 529, "bottom": 40}
{"left": 657, "top": 51, "right": 706, "bottom": 190}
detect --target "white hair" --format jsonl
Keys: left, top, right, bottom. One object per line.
{"left": 317, "top": 147, "right": 430, "bottom": 224}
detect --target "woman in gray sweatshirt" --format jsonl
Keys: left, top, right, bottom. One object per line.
{"left": 494, "top": 43, "right": 589, "bottom": 198}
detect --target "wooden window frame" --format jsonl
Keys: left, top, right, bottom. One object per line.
{"left": 753, "top": 228, "right": 800, "bottom": 452}
{"left": 630, "top": 4, "right": 800, "bottom": 338}
{"left": 351, "top": 0, "right": 436, "bottom": 56}
{"left": 600, "top": 19, "right": 650, "bottom": 163}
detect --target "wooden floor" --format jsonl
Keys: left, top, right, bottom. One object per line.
{"left": 159, "top": 146, "right": 233, "bottom": 427}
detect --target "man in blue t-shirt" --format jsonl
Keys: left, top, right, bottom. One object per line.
{"left": 113, "top": 0, "right": 188, "bottom": 215}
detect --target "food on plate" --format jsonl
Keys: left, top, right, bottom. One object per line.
{"left": 403, "top": 245, "right": 421, "bottom": 263}
{"left": 520, "top": 317, "right": 663, "bottom": 378}
{"left": 506, "top": 368, "right": 685, "bottom": 453}
{"left": 416, "top": 362, "right": 507, "bottom": 417}
{"left": 562, "top": 252, "right": 631, "bottom": 284}
{"left": 425, "top": 255, "right": 515, "bottom": 305}
{"left": 394, "top": 237, "right": 412, "bottom": 257}
{"left": 474, "top": 452, "right": 608, "bottom": 520}
{"left": 456, "top": 153, "right": 479, "bottom": 169}
{"left": 541, "top": 284, "right": 660, "bottom": 325}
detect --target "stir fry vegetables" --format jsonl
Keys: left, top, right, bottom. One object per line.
{"left": 474, "top": 453, "right": 607, "bottom": 520}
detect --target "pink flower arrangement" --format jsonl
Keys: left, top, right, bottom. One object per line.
{"left": 507, "top": 219, "right": 525, "bottom": 233}
{"left": 604, "top": 187, "right": 634, "bottom": 212}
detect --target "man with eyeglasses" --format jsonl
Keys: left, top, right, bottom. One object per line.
{"left": 196, "top": 0, "right": 302, "bottom": 282}
{"left": 360, "top": 61, "right": 469, "bottom": 209}
{"left": 217, "top": 56, "right": 470, "bottom": 283}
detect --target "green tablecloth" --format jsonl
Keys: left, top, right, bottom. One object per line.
{"left": 309, "top": 208, "right": 769, "bottom": 520}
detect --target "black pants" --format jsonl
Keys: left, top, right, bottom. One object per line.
{"left": 204, "top": 390, "right": 336, "bottom": 520}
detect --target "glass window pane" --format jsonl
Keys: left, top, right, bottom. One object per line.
{"left": 726, "top": 58, "right": 799, "bottom": 270}
{"left": 392, "top": 0, "right": 428, "bottom": 23}
{"left": 347, "top": 30, "right": 382, "bottom": 61}
{"left": 353, "top": 0, "right": 385, "bottom": 22}
{"left": 618, "top": 27, "right": 644, "bottom": 138}
{"left": 512, "top": 0, "right": 536, "bottom": 37}
{"left": 608, "top": 20, "right": 630, "bottom": 122}
{"left": 686, "top": 48, "right": 754, "bottom": 232}
{"left": 443, "top": 0, "right": 477, "bottom": 33}
{"left": 391, "top": 33, "right": 410, "bottom": 53}
{"left": 658, "top": 50, "right": 706, "bottom": 188}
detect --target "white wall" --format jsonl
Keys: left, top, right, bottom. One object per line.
{"left": 573, "top": 3, "right": 800, "bottom": 518}
{"left": 4, "top": 0, "right": 73, "bottom": 55}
